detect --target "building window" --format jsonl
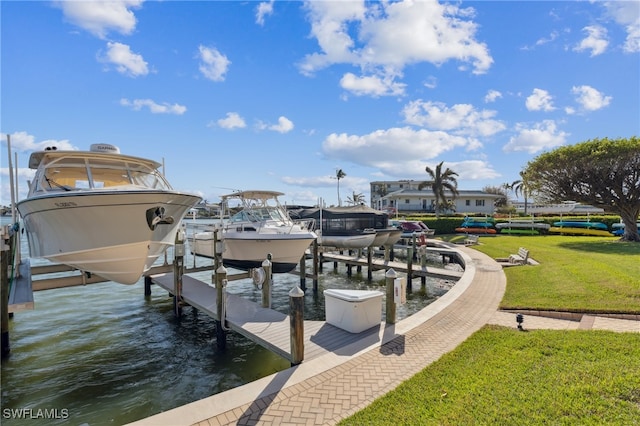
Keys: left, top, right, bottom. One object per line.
{"left": 405, "top": 199, "right": 410, "bottom": 204}
{"left": 476, "top": 200, "right": 485, "bottom": 207}
{"left": 465, "top": 200, "right": 470, "bottom": 206}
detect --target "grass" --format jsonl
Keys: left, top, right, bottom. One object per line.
{"left": 341, "top": 327, "right": 640, "bottom": 426}
{"left": 469, "top": 235, "right": 640, "bottom": 313}
{"left": 339, "top": 235, "right": 640, "bottom": 425}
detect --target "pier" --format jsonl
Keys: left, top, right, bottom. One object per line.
{"left": 149, "top": 273, "right": 384, "bottom": 364}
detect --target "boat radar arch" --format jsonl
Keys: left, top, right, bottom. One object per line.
{"left": 90, "top": 143, "right": 120, "bottom": 154}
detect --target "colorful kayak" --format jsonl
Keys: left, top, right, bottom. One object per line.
{"left": 553, "top": 221, "right": 608, "bottom": 231}
{"left": 549, "top": 226, "right": 613, "bottom": 237}
{"left": 455, "top": 227, "right": 497, "bottom": 234}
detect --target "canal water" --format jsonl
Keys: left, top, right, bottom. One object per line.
{"left": 0, "top": 217, "right": 461, "bottom": 425}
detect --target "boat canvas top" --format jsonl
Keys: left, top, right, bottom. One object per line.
{"left": 27, "top": 144, "right": 162, "bottom": 170}
{"left": 220, "top": 190, "right": 285, "bottom": 202}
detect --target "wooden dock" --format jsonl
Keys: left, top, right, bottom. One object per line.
{"left": 320, "top": 252, "right": 464, "bottom": 281}
{"left": 8, "top": 260, "right": 34, "bottom": 313}
{"left": 150, "top": 273, "right": 384, "bottom": 363}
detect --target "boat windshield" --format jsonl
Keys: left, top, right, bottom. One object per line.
{"left": 33, "top": 156, "right": 172, "bottom": 193}
{"left": 230, "top": 207, "right": 289, "bottom": 224}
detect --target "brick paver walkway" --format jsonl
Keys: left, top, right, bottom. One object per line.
{"left": 129, "top": 246, "right": 638, "bottom": 426}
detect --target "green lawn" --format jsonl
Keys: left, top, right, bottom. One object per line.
{"left": 341, "top": 327, "right": 640, "bottom": 426}
{"left": 340, "top": 235, "right": 640, "bottom": 425}
{"left": 470, "top": 235, "right": 640, "bottom": 313}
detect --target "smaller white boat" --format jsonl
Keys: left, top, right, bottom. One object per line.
{"left": 190, "top": 190, "right": 317, "bottom": 273}
{"left": 16, "top": 144, "right": 202, "bottom": 284}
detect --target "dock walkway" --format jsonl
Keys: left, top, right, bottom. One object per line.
{"left": 151, "top": 274, "right": 386, "bottom": 363}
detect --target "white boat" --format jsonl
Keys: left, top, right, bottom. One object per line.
{"left": 190, "top": 190, "right": 317, "bottom": 273}
{"left": 16, "top": 144, "right": 202, "bottom": 284}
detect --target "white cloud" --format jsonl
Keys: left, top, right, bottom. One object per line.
{"left": 484, "top": 90, "right": 502, "bottom": 103}
{"left": 321, "top": 126, "right": 474, "bottom": 178}
{"left": 299, "top": 0, "right": 493, "bottom": 95}
{"left": 216, "top": 112, "right": 246, "bottom": 130}
{"left": 340, "top": 72, "right": 406, "bottom": 97}
{"left": 256, "top": 1, "right": 274, "bottom": 26}
{"left": 440, "top": 160, "right": 500, "bottom": 180}
{"left": 571, "top": 85, "right": 612, "bottom": 111}
{"left": 55, "top": 0, "right": 143, "bottom": 39}
{"left": 603, "top": 1, "right": 640, "bottom": 53}
{"left": 101, "top": 42, "right": 149, "bottom": 77}
{"left": 525, "top": 88, "right": 555, "bottom": 112}
{"left": 402, "top": 100, "right": 506, "bottom": 137}
{"left": 120, "top": 98, "right": 187, "bottom": 115}
{"left": 574, "top": 25, "right": 609, "bottom": 56}
{"left": 197, "top": 45, "right": 231, "bottom": 82}
{"left": 1, "top": 131, "right": 77, "bottom": 153}
{"left": 503, "top": 120, "right": 568, "bottom": 154}
{"left": 269, "top": 116, "right": 294, "bottom": 133}
{"left": 423, "top": 76, "right": 437, "bottom": 89}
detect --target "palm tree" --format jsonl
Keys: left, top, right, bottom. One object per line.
{"left": 418, "top": 161, "right": 459, "bottom": 218}
{"left": 346, "top": 191, "right": 365, "bottom": 206}
{"left": 335, "top": 169, "right": 346, "bottom": 206}
{"left": 511, "top": 171, "right": 529, "bottom": 215}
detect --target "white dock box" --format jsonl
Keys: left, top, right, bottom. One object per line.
{"left": 324, "top": 289, "right": 383, "bottom": 333}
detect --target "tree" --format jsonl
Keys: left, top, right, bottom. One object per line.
{"left": 346, "top": 191, "right": 365, "bottom": 206}
{"left": 524, "top": 136, "right": 640, "bottom": 242}
{"left": 483, "top": 185, "right": 508, "bottom": 209}
{"left": 418, "top": 161, "right": 459, "bottom": 218}
{"left": 335, "top": 169, "right": 346, "bottom": 206}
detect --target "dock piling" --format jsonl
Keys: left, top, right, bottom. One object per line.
{"left": 215, "top": 265, "right": 228, "bottom": 350}
{"left": 262, "top": 256, "right": 272, "bottom": 309}
{"left": 173, "top": 227, "right": 186, "bottom": 318}
{"left": 385, "top": 268, "right": 397, "bottom": 324}
{"left": 289, "top": 286, "right": 305, "bottom": 365}
{"left": 1, "top": 225, "right": 11, "bottom": 358}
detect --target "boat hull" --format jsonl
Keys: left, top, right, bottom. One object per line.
{"left": 317, "top": 231, "right": 376, "bottom": 249}
{"left": 17, "top": 190, "right": 201, "bottom": 284}
{"left": 191, "top": 231, "right": 316, "bottom": 273}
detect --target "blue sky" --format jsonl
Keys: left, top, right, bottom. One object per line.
{"left": 2, "top": 0, "right": 639, "bottom": 207}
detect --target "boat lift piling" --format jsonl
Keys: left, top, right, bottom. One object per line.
{"left": 1, "top": 226, "right": 11, "bottom": 358}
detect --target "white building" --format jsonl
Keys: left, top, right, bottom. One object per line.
{"left": 370, "top": 180, "right": 501, "bottom": 215}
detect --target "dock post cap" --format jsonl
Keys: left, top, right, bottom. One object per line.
{"left": 216, "top": 265, "right": 228, "bottom": 274}
{"left": 289, "top": 286, "right": 304, "bottom": 297}
{"left": 385, "top": 268, "right": 397, "bottom": 278}
{"left": 262, "top": 258, "right": 272, "bottom": 267}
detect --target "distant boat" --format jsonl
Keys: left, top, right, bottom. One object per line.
{"left": 190, "top": 190, "right": 317, "bottom": 273}
{"left": 289, "top": 204, "right": 394, "bottom": 249}
{"left": 16, "top": 144, "right": 202, "bottom": 284}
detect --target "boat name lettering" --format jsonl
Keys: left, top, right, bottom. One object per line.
{"left": 54, "top": 202, "right": 78, "bottom": 208}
